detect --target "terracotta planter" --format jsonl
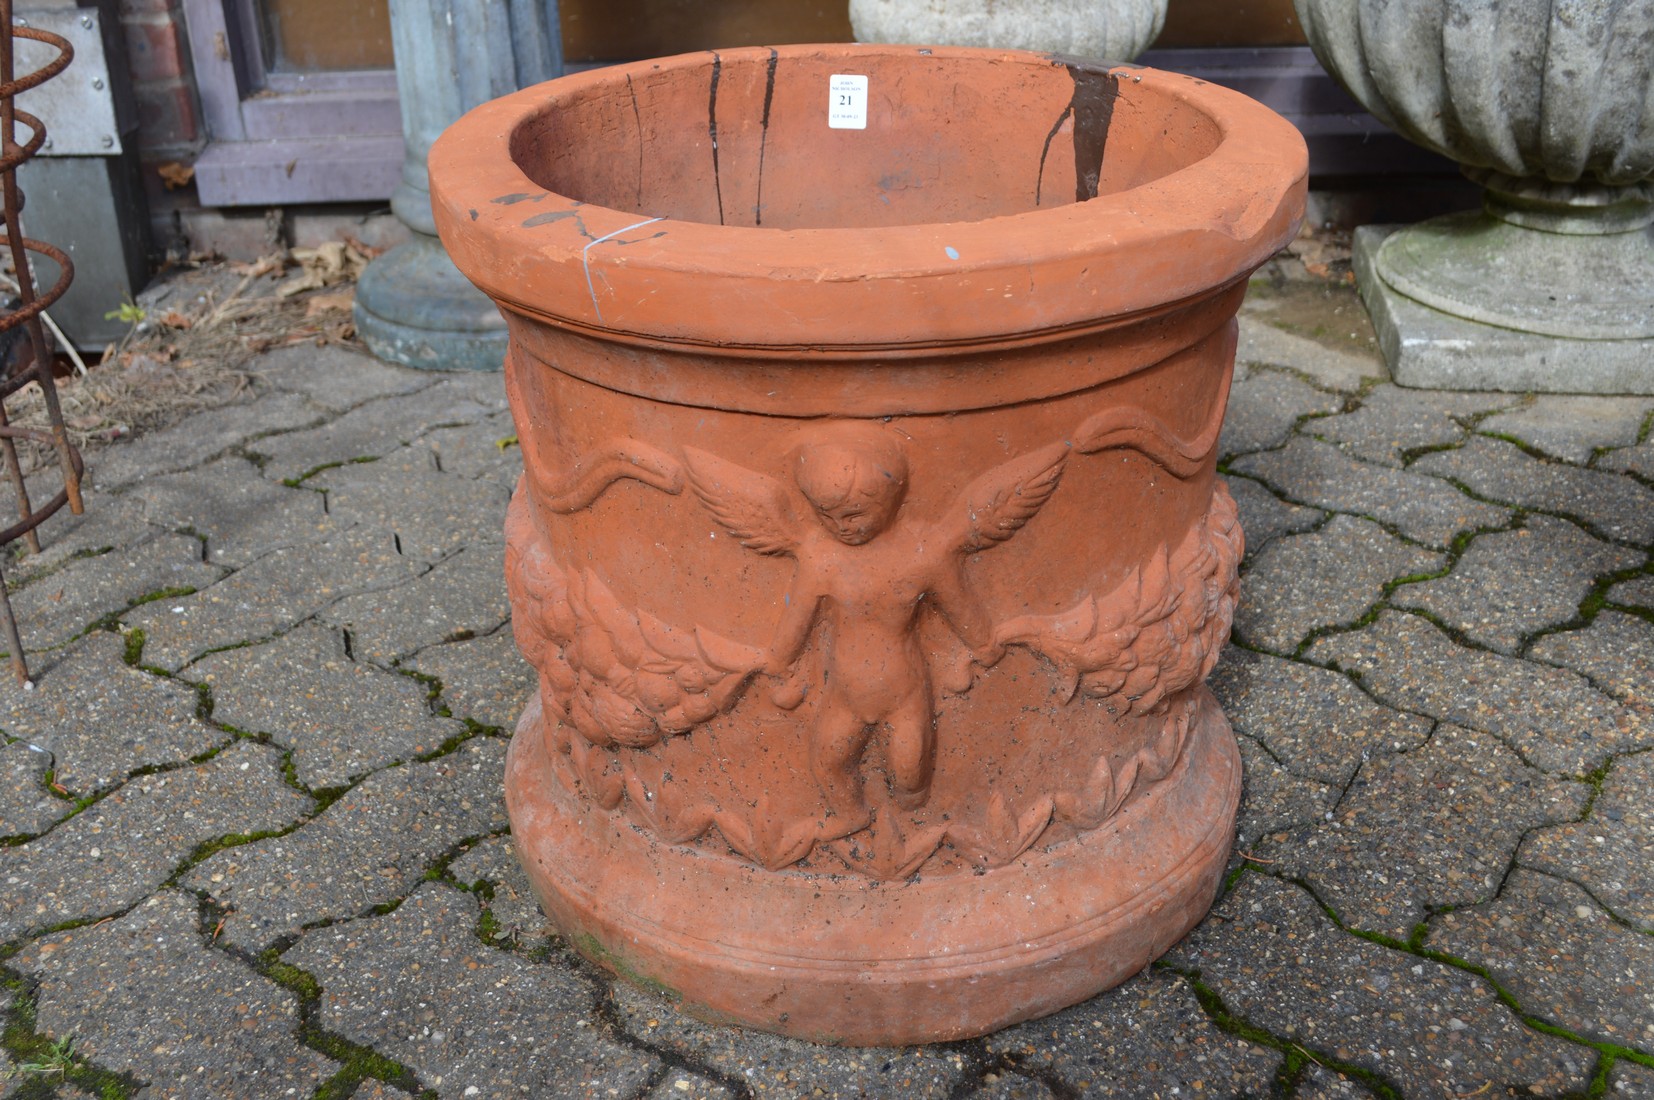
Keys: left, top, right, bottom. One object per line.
{"left": 430, "top": 44, "right": 1304, "bottom": 1045}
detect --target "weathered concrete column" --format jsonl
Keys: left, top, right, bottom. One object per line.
{"left": 1297, "top": 0, "right": 1654, "bottom": 394}
{"left": 850, "top": 0, "right": 1167, "bottom": 61}
{"left": 355, "top": 0, "right": 562, "bottom": 371}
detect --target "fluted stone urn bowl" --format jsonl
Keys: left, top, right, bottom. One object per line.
{"left": 429, "top": 44, "right": 1304, "bottom": 1044}
{"left": 851, "top": 0, "right": 1168, "bottom": 61}
{"left": 1297, "top": 0, "right": 1654, "bottom": 392}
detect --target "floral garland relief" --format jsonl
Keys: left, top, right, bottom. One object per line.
{"left": 506, "top": 379, "right": 1242, "bottom": 880}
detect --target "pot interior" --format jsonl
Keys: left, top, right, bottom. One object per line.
{"left": 508, "top": 49, "right": 1222, "bottom": 231}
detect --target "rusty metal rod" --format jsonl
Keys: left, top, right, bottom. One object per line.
{"left": 0, "top": 0, "right": 82, "bottom": 685}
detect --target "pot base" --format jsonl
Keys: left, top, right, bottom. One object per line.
{"left": 505, "top": 687, "right": 1241, "bottom": 1046}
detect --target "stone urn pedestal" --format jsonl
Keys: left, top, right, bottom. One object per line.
{"left": 430, "top": 45, "right": 1304, "bottom": 1044}
{"left": 1298, "top": 0, "right": 1654, "bottom": 394}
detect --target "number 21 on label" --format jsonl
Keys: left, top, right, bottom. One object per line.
{"left": 829, "top": 74, "right": 869, "bottom": 130}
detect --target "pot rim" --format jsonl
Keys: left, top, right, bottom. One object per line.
{"left": 430, "top": 43, "right": 1307, "bottom": 356}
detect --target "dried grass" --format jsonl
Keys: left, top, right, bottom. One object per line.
{"left": 4, "top": 241, "right": 376, "bottom": 473}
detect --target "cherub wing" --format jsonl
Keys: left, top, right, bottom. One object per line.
{"left": 948, "top": 442, "right": 1070, "bottom": 555}
{"left": 682, "top": 446, "right": 801, "bottom": 556}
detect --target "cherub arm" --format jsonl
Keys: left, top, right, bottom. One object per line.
{"left": 765, "top": 564, "right": 822, "bottom": 674}
{"left": 928, "top": 562, "right": 1003, "bottom": 666}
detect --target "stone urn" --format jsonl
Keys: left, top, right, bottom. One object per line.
{"left": 1297, "top": 0, "right": 1654, "bottom": 393}
{"left": 851, "top": 0, "right": 1167, "bottom": 61}
{"left": 429, "top": 44, "right": 1304, "bottom": 1044}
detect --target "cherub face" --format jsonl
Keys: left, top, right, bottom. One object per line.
{"left": 795, "top": 435, "right": 909, "bottom": 546}
{"left": 813, "top": 480, "right": 902, "bottom": 545}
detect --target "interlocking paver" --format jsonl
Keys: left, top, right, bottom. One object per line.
{"left": 351, "top": 1082, "right": 417, "bottom": 1100}
{"left": 408, "top": 629, "right": 535, "bottom": 731}
{"left": 285, "top": 882, "right": 658, "bottom": 1098}
{"left": 1262, "top": 723, "right": 1588, "bottom": 939}
{"left": 1608, "top": 575, "right": 1654, "bottom": 607}
{"left": 12, "top": 889, "right": 336, "bottom": 1099}
{"left": 985, "top": 968, "right": 1280, "bottom": 1096}
{"left": 1391, "top": 515, "right": 1641, "bottom": 654}
{"left": 643, "top": 1070, "right": 737, "bottom": 1100}
{"left": 122, "top": 522, "right": 425, "bottom": 670}
{"left": 1530, "top": 610, "right": 1654, "bottom": 708}
{"left": 1309, "top": 386, "right": 1510, "bottom": 467}
{"left": 1233, "top": 732, "right": 1339, "bottom": 849}
{"left": 1600, "top": 439, "right": 1654, "bottom": 480}
{"left": 3, "top": 490, "right": 152, "bottom": 586}
{"left": 1479, "top": 395, "right": 1654, "bottom": 465}
{"left": 1310, "top": 611, "right": 1646, "bottom": 774}
{"left": 185, "top": 738, "right": 508, "bottom": 952}
{"left": 249, "top": 343, "right": 440, "bottom": 413}
{"left": 612, "top": 983, "right": 967, "bottom": 1099}
{"left": 189, "top": 622, "right": 465, "bottom": 789}
{"left": 6, "top": 534, "right": 223, "bottom": 651}
{"left": 1415, "top": 434, "right": 1654, "bottom": 544}
{"left": 0, "top": 632, "right": 223, "bottom": 796}
{"left": 447, "top": 834, "right": 554, "bottom": 948}
{"left": 0, "top": 737, "right": 63, "bottom": 837}
{"left": 1224, "top": 475, "right": 1323, "bottom": 558}
{"left": 131, "top": 455, "right": 330, "bottom": 567}
{"left": 1164, "top": 874, "right": 1593, "bottom": 1097}
{"left": 1219, "top": 364, "right": 1343, "bottom": 459}
{"left": 311, "top": 449, "right": 510, "bottom": 562}
{"left": 91, "top": 390, "right": 323, "bottom": 491}
{"left": 1236, "top": 315, "right": 1380, "bottom": 392}
{"left": 1209, "top": 648, "right": 1431, "bottom": 786}
{"left": 0, "top": 741, "right": 308, "bottom": 942}
{"left": 320, "top": 544, "right": 510, "bottom": 663}
{"left": 1232, "top": 437, "right": 1511, "bottom": 549}
{"left": 1610, "top": 1060, "right": 1654, "bottom": 1097}
{"left": 417, "top": 410, "right": 523, "bottom": 488}
{"left": 252, "top": 381, "right": 500, "bottom": 483}
{"left": 1430, "top": 869, "right": 1654, "bottom": 1049}
{"left": 1235, "top": 514, "right": 1442, "bottom": 653}
{"left": 1295, "top": 1065, "right": 1379, "bottom": 1098}
{"left": 1519, "top": 751, "right": 1654, "bottom": 932}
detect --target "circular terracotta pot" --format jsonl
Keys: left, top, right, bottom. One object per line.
{"left": 430, "top": 44, "right": 1304, "bottom": 1045}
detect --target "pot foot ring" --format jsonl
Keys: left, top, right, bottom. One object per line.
{"left": 504, "top": 690, "right": 1242, "bottom": 1045}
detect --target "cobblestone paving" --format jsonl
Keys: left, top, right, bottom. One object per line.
{"left": 3, "top": 297, "right": 1653, "bottom": 1099}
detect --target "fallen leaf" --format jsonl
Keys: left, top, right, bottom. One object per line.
{"left": 158, "top": 310, "right": 193, "bottom": 329}
{"left": 157, "top": 161, "right": 195, "bottom": 189}
{"left": 304, "top": 290, "right": 354, "bottom": 317}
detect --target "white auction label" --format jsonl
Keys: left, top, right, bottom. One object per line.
{"left": 828, "top": 74, "right": 869, "bottom": 129}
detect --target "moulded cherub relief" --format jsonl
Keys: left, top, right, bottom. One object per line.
{"left": 683, "top": 422, "right": 1068, "bottom": 831}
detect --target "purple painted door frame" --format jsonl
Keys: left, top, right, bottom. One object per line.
{"left": 182, "top": 0, "right": 404, "bottom": 204}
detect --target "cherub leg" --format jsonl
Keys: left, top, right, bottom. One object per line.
{"left": 809, "top": 702, "right": 874, "bottom": 833}
{"left": 884, "top": 691, "right": 937, "bottom": 810}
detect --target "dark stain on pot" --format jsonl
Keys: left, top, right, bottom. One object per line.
{"left": 492, "top": 192, "right": 545, "bottom": 205}
{"left": 707, "top": 50, "right": 726, "bottom": 226}
{"left": 1034, "top": 60, "right": 1120, "bottom": 207}
{"left": 626, "top": 73, "right": 646, "bottom": 212}
{"left": 469, "top": 209, "right": 478, "bottom": 221}
{"left": 754, "top": 47, "right": 779, "bottom": 226}
{"left": 522, "top": 205, "right": 593, "bottom": 240}
{"left": 1061, "top": 59, "right": 1121, "bottom": 204}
